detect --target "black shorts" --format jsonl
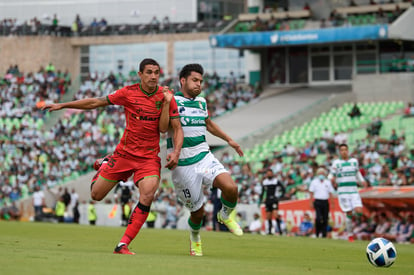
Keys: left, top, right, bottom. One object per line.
{"left": 265, "top": 197, "right": 279, "bottom": 212}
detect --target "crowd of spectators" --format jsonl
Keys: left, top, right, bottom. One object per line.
{"left": 0, "top": 64, "right": 73, "bottom": 210}
{"left": 352, "top": 210, "right": 414, "bottom": 244}
{"left": 1, "top": 13, "right": 226, "bottom": 37}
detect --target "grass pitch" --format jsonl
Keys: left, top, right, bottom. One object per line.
{"left": 1, "top": 221, "right": 412, "bottom": 275}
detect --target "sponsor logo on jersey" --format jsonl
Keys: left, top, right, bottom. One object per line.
{"left": 180, "top": 117, "right": 190, "bottom": 125}
{"left": 180, "top": 117, "right": 205, "bottom": 126}
{"left": 136, "top": 115, "right": 159, "bottom": 121}
{"left": 191, "top": 118, "right": 205, "bottom": 125}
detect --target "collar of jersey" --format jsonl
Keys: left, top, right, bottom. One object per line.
{"left": 139, "top": 84, "right": 158, "bottom": 97}
{"left": 175, "top": 91, "right": 195, "bottom": 101}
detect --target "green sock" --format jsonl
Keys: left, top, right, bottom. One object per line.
{"left": 220, "top": 197, "right": 237, "bottom": 220}
{"left": 188, "top": 218, "right": 202, "bottom": 242}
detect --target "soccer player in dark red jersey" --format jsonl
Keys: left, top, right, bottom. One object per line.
{"left": 42, "top": 58, "right": 183, "bottom": 255}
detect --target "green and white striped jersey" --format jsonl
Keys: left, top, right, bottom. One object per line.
{"left": 167, "top": 92, "right": 209, "bottom": 166}
{"left": 330, "top": 158, "right": 361, "bottom": 195}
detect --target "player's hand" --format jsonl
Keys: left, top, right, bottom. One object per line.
{"left": 162, "top": 86, "right": 173, "bottom": 103}
{"left": 165, "top": 151, "right": 179, "bottom": 170}
{"left": 361, "top": 181, "right": 368, "bottom": 189}
{"left": 41, "top": 103, "right": 62, "bottom": 112}
{"left": 228, "top": 139, "right": 243, "bottom": 157}
{"left": 309, "top": 201, "right": 314, "bottom": 209}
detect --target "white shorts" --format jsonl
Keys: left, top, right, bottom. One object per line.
{"left": 338, "top": 193, "right": 363, "bottom": 213}
{"left": 172, "top": 152, "right": 228, "bottom": 212}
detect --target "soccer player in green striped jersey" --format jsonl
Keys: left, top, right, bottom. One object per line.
{"left": 166, "top": 64, "right": 244, "bottom": 256}
{"left": 328, "top": 143, "right": 367, "bottom": 242}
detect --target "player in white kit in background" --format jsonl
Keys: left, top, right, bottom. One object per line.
{"left": 328, "top": 143, "right": 367, "bottom": 242}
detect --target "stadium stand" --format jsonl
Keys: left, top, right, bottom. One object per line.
{"left": 231, "top": 1, "right": 411, "bottom": 33}
{"left": 0, "top": 16, "right": 229, "bottom": 37}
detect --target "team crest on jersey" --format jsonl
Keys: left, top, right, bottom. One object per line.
{"left": 155, "top": 101, "right": 162, "bottom": 110}
{"left": 179, "top": 107, "right": 185, "bottom": 113}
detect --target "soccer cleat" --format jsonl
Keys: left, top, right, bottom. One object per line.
{"left": 93, "top": 154, "right": 111, "bottom": 170}
{"left": 217, "top": 212, "right": 243, "bottom": 237}
{"left": 190, "top": 239, "right": 203, "bottom": 256}
{"left": 348, "top": 235, "right": 354, "bottom": 243}
{"left": 113, "top": 244, "right": 135, "bottom": 255}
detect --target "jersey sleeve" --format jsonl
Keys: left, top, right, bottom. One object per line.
{"left": 308, "top": 180, "right": 315, "bottom": 193}
{"left": 169, "top": 96, "right": 179, "bottom": 119}
{"left": 107, "top": 87, "right": 127, "bottom": 106}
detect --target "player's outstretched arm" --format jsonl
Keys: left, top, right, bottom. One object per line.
{"left": 41, "top": 97, "right": 109, "bottom": 112}
{"left": 206, "top": 118, "right": 243, "bottom": 157}
{"left": 165, "top": 118, "right": 183, "bottom": 170}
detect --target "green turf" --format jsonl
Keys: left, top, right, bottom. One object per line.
{"left": 1, "top": 221, "right": 412, "bottom": 275}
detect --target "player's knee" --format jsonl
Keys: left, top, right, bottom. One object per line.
{"left": 90, "top": 190, "right": 104, "bottom": 201}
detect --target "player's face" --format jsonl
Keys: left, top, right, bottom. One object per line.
{"left": 339, "top": 146, "right": 349, "bottom": 159}
{"left": 181, "top": 72, "right": 203, "bottom": 98}
{"left": 266, "top": 170, "right": 273, "bottom": 178}
{"left": 139, "top": 65, "right": 160, "bottom": 91}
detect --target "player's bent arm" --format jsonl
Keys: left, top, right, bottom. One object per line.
{"left": 206, "top": 118, "right": 231, "bottom": 142}
{"left": 206, "top": 118, "right": 243, "bottom": 156}
{"left": 159, "top": 101, "right": 170, "bottom": 133}
{"left": 356, "top": 171, "right": 367, "bottom": 188}
{"left": 170, "top": 118, "right": 183, "bottom": 154}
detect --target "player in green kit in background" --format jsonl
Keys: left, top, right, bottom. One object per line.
{"left": 328, "top": 143, "right": 367, "bottom": 242}
{"left": 165, "top": 64, "right": 244, "bottom": 256}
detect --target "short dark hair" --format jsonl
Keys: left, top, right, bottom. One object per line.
{"left": 338, "top": 143, "right": 348, "bottom": 149}
{"left": 139, "top": 58, "right": 160, "bottom": 72}
{"left": 179, "top": 63, "right": 204, "bottom": 80}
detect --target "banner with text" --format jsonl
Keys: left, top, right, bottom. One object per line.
{"left": 210, "top": 25, "right": 388, "bottom": 48}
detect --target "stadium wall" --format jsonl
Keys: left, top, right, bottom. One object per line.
{"left": 0, "top": 36, "right": 79, "bottom": 78}
{"left": 353, "top": 73, "right": 414, "bottom": 102}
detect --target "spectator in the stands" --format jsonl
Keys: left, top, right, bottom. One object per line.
{"left": 367, "top": 117, "right": 383, "bottom": 137}
{"left": 349, "top": 0, "right": 357, "bottom": 6}
{"left": 403, "top": 102, "right": 414, "bottom": 117}
{"left": 99, "top": 18, "right": 108, "bottom": 27}
{"left": 267, "top": 15, "right": 277, "bottom": 30}
{"left": 252, "top": 16, "right": 265, "bottom": 32}
{"left": 162, "top": 16, "right": 170, "bottom": 32}
{"left": 348, "top": 103, "right": 362, "bottom": 118}
{"left": 150, "top": 16, "right": 160, "bottom": 33}
{"left": 373, "top": 212, "right": 391, "bottom": 238}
